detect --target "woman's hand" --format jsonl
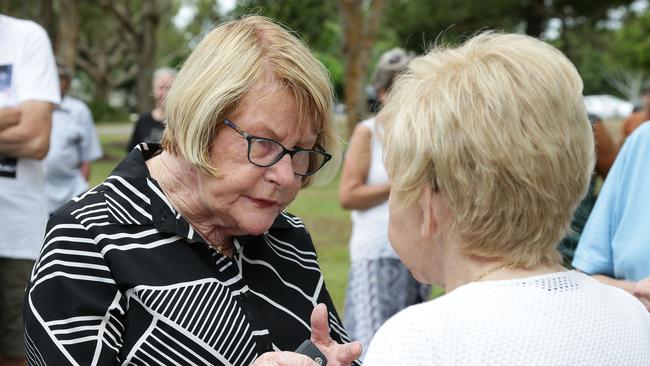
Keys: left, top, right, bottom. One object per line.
{"left": 633, "top": 276, "right": 650, "bottom": 310}
{"left": 251, "top": 351, "right": 320, "bottom": 366}
{"left": 250, "top": 303, "right": 361, "bottom": 366}
{"left": 310, "top": 303, "right": 362, "bottom": 365}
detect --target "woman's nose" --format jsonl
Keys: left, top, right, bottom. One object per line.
{"left": 266, "top": 154, "right": 297, "bottom": 187}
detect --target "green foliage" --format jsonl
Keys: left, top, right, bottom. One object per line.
{"left": 383, "top": 0, "right": 521, "bottom": 53}
{"left": 233, "top": 0, "right": 339, "bottom": 50}
{"left": 88, "top": 100, "right": 130, "bottom": 123}
{"left": 614, "top": 10, "right": 650, "bottom": 72}
{"left": 551, "top": 26, "right": 621, "bottom": 96}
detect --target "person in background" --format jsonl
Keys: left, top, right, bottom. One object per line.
{"left": 43, "top": 62, "right": 103, "bottom": 215}
{"left": 363, "top": 32, "right": 650, "bottom": 365}
{"left": 621, "top": 87, "right": 650, "bottom": 141}
{"left": 0, "top": 13, "right": 60, "bottom": 366}
{"left": 339, "top": 48, "right": 430, "bottom": 359}
{"left": 126, "top": 67, "right": 175, "bottom": 152}
{"left": 557, "top": 113, "right": 618, "bottom": 266}
{"left": 572, "top": 122, "right": 650, "bottom": 311}
{"left": 24, "top": 16, "right": 360, "bottom": 366}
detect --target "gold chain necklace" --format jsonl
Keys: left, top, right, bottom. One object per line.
{"left": 473, "top": 263, "right": 519, "bottom": 283}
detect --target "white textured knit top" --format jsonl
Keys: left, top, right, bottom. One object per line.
{"left": 364, "top": 271, "right": 650, "bottom": 365}
{"left": 349, "top": 118, "right": 398, "bottom": 261}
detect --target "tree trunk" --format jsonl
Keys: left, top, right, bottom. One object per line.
{"left": 521, "top": 0, "right": 546, "bottom": 37}
{"left": 55, "top": 0, "right": 80, "bottom": 74}
{"left": 94, "top": 75, "right": 111, "bottom": 103}
{"left": 36, "top": 0, "right": 57, "bottom": 44}
{"left": 339, "top": 0, "right": 384, "bottom": 137}
{"left": 135, "top": 0, "right": 159, "bottom": 114}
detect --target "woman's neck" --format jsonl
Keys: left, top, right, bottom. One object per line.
{"left": 147, "top": 152, "right": 235, "bottom": 256}
{"left": 151, "top": 107, "right": 165, "bottom": 122}
{"left": 441, "top": 249, "right": 564, "bottom": 292}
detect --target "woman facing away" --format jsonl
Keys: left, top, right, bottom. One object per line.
{"left": 24, "top": 16, "right": 360, "bottom": 366}
{"left": 363, "top": 32, "right": 650, "bottom": 365}
{"left": 339, "top": 47, "right": 430, "bottom": 359}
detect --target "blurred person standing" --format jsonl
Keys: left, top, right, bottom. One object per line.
{"left": 43, "top": 62, "right": 103, "bottom": 215}
{"left": 0, "top": 13, "right": 59, "bottom": 366}
{"left": 557, "top": 113, "right": 618, "bottom": 266}
{"left": 621, "top": 87, "right": 650, "bottom": 141}
{"left": 126, "top": 67, "right": 175, "bottom": 152}
{"left": 339, "top": 48, "right": 430, "bottom": 359}
{"left": 573, "top": 122, "right": 650, "bottom": 311}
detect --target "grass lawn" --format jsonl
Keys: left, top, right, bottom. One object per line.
{"left": 91, "top": 123, "right": 442, "bottom": 316}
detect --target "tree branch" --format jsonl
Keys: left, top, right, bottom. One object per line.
{"left": 100, "top": 0, "right": 138, "bottom": 39}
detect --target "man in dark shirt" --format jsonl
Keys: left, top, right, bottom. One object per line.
{"left": 126, "top": 67, "right": 175, "bottom": 152}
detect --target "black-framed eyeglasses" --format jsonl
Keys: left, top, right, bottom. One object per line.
{"left": 224, "top": 119, "right": 332, "bottom": 177}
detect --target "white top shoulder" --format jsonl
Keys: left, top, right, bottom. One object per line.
{"left": 0, "top": 14, "right": 60, "bottom": 106}
{"left": 365, "top": 271, "right": 650, "bottom": 365}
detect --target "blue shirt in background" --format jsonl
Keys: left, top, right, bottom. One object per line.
{"left": 44, "top": 95, "right": 103, "bottom": 213}
{"left": 573, "top": 122, "right": 650, "bottom": 281}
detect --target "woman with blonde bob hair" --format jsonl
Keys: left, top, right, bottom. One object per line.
{"left": 25, "top": 16, "right": 360, "bottom": 366}
{"left": 363, "top": 32, "right": 650, "bottom": 365}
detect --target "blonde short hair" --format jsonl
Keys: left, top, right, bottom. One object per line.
{"left": 162, "top": 15, "right": 337, "bottom": 186}
{"left": 380, "top": 32, "right": 594, "bottom": 267}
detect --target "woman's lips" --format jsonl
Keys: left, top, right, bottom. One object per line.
{"left": 248, "top": 197, "right": 278, "bottom": 208}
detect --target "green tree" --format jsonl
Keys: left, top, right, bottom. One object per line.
{"left": 614, "top": 9, "right": 650, "bottom": 73}
{"left": 233, "top": 0, "right": 339, "bottom": 50}
{"left": 232, "top": 0, "right": 346, "bottom": 96}
{"left": 383, "top": 0, "right": 634, "bottom": 53}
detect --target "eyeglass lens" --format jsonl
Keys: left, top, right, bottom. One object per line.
{"left": 248, "top": 137, "right": 326, "bottom": 176}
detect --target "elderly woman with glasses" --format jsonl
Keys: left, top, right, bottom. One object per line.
{"left": 24, "top": 16, "right": 360, "bottom": 366}
{"left": 362, "top": 33, "right": 650, "bottom": 365}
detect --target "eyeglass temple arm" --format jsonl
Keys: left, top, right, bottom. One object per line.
{"left": 224, "top": 119, "right": 251, "bottom": 139}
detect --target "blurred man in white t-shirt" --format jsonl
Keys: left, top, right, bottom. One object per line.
{"left": 0, "top": 13, "right": 60, "bottom": 366}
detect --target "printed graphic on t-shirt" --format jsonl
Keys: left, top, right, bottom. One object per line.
{"left": 0, "top": 156, "right": 18, "bottom": 178}
{"left": 0, "top": 64, "right": 17, "bottom": 178}
{"left": 0, "top": 64, "right": 14, "bottom": 107}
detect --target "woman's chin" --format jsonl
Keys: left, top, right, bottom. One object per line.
{"left": 238, "top": 216, "right": 277, "bottom": 236}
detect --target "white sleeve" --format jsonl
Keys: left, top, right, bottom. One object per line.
{"left": 14, "top": 22, "right": 60, "bottom": 105}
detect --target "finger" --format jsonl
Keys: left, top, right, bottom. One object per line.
{"left": 337, "top": 340, "right": 363, "bottom": 361}
{"left": 253, "top": 351, "right": 319, "bottom": 366}
{"left": 633, "top": 286, "right": 650, "bottom": 298}
{"left": 310, "top": 303, "right": 331, "bottom": 344}
{"left": 276, "top": 352, "right": 320, "bottom": 366}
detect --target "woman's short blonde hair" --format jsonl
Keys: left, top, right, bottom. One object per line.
{"left": 162, "top": 15, "right": 337, "bottom": 186}
{"left": 380, "top": 32, "right": 595, "bottom": 267}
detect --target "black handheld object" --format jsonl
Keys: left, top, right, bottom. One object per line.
{"left": 295, "top": 340, "right": 327, "bottom": 365}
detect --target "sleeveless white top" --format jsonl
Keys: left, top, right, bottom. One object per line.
{"left": 348, "top": 118, "right": 398, "bottom": 261}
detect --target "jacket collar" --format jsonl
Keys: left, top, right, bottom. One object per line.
{"left": 105, "top": 143, "right": 293, "bottom": 243}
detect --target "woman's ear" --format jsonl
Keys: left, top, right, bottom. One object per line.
{"left": 420, "top": 186, "right": 437, "bottom": 240}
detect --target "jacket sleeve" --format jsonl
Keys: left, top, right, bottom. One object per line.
{"left": 24, "top": 211, "right": 126, "bottom": 365}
